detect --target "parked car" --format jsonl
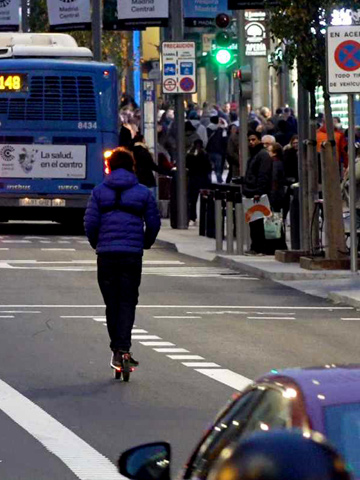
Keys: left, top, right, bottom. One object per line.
{"left": 118, "top": 365, "right": 360, "bottom": 480}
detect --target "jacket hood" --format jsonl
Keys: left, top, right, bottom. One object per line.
{"left": 103, "top": 168, "right": 139, "bottom": 190}
{"left": 190, "top": 119, "right": 200, "bottom": 128}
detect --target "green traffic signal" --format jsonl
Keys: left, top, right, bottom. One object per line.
{"left": 215, "top": 48, "right": 233, "bottom": 66}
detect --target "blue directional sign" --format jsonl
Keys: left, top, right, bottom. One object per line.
{"left": 180, "top": 62, "right": 194, "bottom": 76}
{"left": 164, "top": 64, "right": 176, "bottom": 76}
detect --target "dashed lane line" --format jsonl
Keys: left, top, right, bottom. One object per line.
{"left": 167, "top": 355, "right": 205, "bottom": 360}
{"left": 247, "top": 316, "right": 296, "bottom": 320}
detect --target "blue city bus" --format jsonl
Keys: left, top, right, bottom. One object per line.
{"left": 0, "top": 59, "right": 118, "bottom": 223}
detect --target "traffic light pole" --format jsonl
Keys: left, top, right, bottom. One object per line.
{"left": 236, "top": 10, "right": 250, "bottom": 253}
{"left": 92, "top": 0, "right": 102, "bottom": 62}
{"left": 170, "top": 0, "right": 187, "bottom": 229}
{"left": 236, "top": 10, "right": 248, "bottom": 177}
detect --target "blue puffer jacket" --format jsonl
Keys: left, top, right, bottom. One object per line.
{"left": 84, "top": 168, "right": 161, "bottom": 254}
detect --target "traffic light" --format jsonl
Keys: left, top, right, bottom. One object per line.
{"left": 214, "top": 13, "right": 234, "bottom": 67}
{"left": 237, "top": 66, "right": 252, "bottom": 99}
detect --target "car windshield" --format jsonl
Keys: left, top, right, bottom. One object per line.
{"left": 324, "top": 403, "right": 360, "bottom": 478}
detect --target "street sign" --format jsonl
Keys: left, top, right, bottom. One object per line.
{"left": 161, "top": 42, "right": 197, "bottom": 94}
{"left": 245, "top": 11, "right": 268, "bottom": 57}
{"left": 327, "top": 26, "right": 360, "bottom": 93}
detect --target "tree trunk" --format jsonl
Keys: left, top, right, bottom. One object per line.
{"left": 320, "top": 91, "right": 347, "bottom": 259}
{"left": 308, "top": 90, "right": 319, "bottom": 253}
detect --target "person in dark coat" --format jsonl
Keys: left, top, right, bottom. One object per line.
{"left": 266, "top": 142, "right": 287, "bottom": 253}
{"left": 84, "top": 147, "right": 161, "bottom": 369}
{"left": 243, "top": 131, "right": 273, "bottom": 255}
{"left": 275, "top": 119, "right": 292, "bottom": 147}
{"left": 283, "top": 135, "right": 299, "bottom": 221}
{"left": 186, "top": 139, "right": 212, "bottom": 225}
{"left": 131, "top": 134, "right": 163, "bottom": 198}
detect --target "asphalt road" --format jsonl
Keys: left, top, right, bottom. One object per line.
{"left": 0, "top": 221, "right": 359, "bottom": 479}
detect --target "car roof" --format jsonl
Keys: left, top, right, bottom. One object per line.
{"left": 254, "top": 365, "right": 360, "bottom": 431}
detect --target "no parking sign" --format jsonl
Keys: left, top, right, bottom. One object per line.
{"left": 327, "top": 26, "right": 360, "bottom": 93}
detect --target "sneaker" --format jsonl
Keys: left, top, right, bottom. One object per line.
{"left": 128, "top": 352, "right": 139, "bottom": 367}
{"left": 116, "top": 350, "right": 139, "bottom": 367}
{"left": 110, "top": 350, "right": 124, "bottom": 369}
{"left": 189, "top": 220, "right": 197, "bottom": 227}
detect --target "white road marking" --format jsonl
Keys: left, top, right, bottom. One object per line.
{"left": 131, "top": 335, "right": 162, "bottom": 340}
{"left": 41, "top": 248, "right": 76, "bottom": 251}
{"left": 0, "top": 316, "right": 14, "bottom": 318}
{"left": 247, "top": 316, "right": 296, "bottom": 320}
{"left": 0, "top": 379, "right": 121, "bottom": 479}
{"left": 61, "top": 315, "right": 102, "bottom": 318}
{"left": 0, "top": 311, "right": 41, "bottom": 313}
{"left": 167, "top": 355, "right": 205, "bottom": 360}
{"left": 2, "top": 240, "right": 31, "bottom": 243}
{"left": 144, "top": 261, "right": 185, "bottom": 265}
{"left": 196, "top": 369, "right": 253, "bottom": 391}
{"left": 182, "top": 362, "right": 220, "bottom": 368}
{"left": 93, "top": 317, "right": 106, "bottom": 322}
{"left": 153, "top": 348, "right": 190, "bottom": 353}
{"left": 341, "top": 318, "right": 360, "bottom": 321}
{"left": 0, "top": 248, "right": 9, "bottom": 250}
{"left": 153, "top": 316, "right": 202, "bottom": 319}
{"left": 140, "top": 341, "right": 175, "bottom": 346}
{"left": 131, "top": 329, "right": 148, "bottom": 334}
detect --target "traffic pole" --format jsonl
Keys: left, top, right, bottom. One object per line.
{"left": 348, "top": 94, "right": 358, "bottom": 273}
{"left": 21, "top": 0, "right": 29, "bottom": 32}
{"left": 236, "top": 10, "right": 249, "bottom": 252}
{"left": 170, "top": 0, "right": 187, "bottom": 229}
{"left": 92, "top": 0, "right": 102, "bottom": 62}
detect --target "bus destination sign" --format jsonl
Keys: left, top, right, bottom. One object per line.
{"left": 0, "top": 74, "right": 28, "bottom": 92}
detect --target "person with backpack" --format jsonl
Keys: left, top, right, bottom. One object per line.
{"left": 206, "top": 113, "right": 227, "bottom": 183}
{"left": 84, "top": 147, "right": 161, "bottom": 370}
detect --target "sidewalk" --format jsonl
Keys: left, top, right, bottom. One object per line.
{"left": 157, "top": 219, "right": 360, "bottom": 308}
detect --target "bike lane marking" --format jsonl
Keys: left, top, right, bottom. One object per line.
{"left": 0, "top": 379, "right": 123, "bottom": 480}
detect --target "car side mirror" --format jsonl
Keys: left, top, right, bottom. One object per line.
{"left": 118, "top": 442, "right": 171, "bottom": 480}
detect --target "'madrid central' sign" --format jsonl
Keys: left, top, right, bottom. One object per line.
{"left": 117, "top": 0, "right": 169, "bottom": 28}
{"left": 47, "top": 0, "right": 91, "bottom": 31}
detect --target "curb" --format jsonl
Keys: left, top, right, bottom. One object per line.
{"left": 214, "top": 256, "right": 354, "bottom": 281}
{"left": 328, "top": 292, "right": 360, "bottom": 308}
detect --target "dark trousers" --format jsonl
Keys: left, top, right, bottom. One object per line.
{"left": 188, "top": 175, "right": 210, "bottom": 222}
{"left": 249, "top": 218, "right": 266, "bottom": 253}
{"left": 97, "top": 253, "right": 142, "bottom": 352}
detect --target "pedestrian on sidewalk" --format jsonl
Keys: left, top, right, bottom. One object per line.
{"left": 206, "top": 113, "right": 227, "bottom": 183}
{"left": 84, "top": 147, "right": 161, "bottom": 369}
{"left": 267, "top": 142, "right": 287, "bottom": 253}
{"left": 186, "top": 139, "right": 212, "bottom": 226}
{"left": 243, "top": 131, "right": 273, "bottom": 255}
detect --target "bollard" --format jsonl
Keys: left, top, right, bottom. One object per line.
{"left": 206, "top": 190, "right": 215, "bottom": 238}
{"left": 199, "top": 190, "right": 207, "bottom": 237}
{"left": 226, "top": 191, "right": 234, "bottom": 254}
{"left": 215, "top": 190, "right": 223, "bottom": 252}
{"left": 234, "top": 192, "right": 244, "bottom": 255}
